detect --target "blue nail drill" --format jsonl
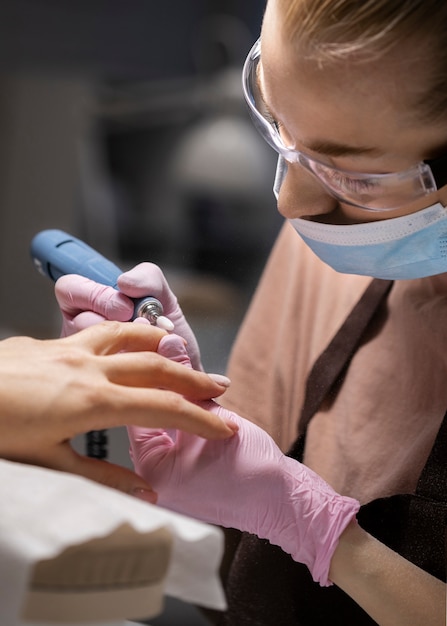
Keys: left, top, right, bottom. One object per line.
{"left": 30, "top": 229, "right": 172, "bottom": 459}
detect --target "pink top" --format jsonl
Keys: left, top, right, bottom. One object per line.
{"left": 222, "top": 222, "right": 447, "bottom": 504}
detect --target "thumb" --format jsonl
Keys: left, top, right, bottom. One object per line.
{"left": 127, "top": 425, "right": 175, "bottom": 454}
{"left": 47, "top": 443, "right": 158, "bottom": 504}
{"left": 127, "top": 426, "right": 176, "bottom": 485}
{"left": 157, "top": 333, "right": 192, "bottom": 367}
{"left": 118, "top": 263, "right": 178, "bottom": 309}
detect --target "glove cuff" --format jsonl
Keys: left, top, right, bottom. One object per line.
{"left": 309, "top": 495, "right": 360, "bottom": 586}
{"left": 271, "top": 457, "right": 360, "bottom": 587}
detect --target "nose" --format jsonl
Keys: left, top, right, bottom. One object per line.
{"left": 276, "top": 161, "right": 338, "bottom": 219}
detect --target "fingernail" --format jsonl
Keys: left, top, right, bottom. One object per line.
{"left": 132, "top": 488, "right": 158, "bottom": 504}
{"left": 208, "top": 373, "right": 231, "bottom": 387}
{"left": 133, "top": 317, "right": 151, "bottom": 326}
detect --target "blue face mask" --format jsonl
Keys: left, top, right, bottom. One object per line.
{"left": 273, "top": 157, "right": 447, "bottom": 280}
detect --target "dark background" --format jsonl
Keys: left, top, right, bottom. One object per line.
{"left": 0, "top": 3, "right": 281, "bottom": 623}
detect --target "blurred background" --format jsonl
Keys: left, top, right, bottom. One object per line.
{"left": 0, "top": 1, "right": 282, "bottom": 623}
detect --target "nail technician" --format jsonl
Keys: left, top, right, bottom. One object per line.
{"left": 55, "top": 1, "right": 447, "bottom": 624}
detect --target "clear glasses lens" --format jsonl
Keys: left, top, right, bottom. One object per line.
{"left": 305, "top": 158, "right": 436, "bottom": 211}
{"left": 242, "top": 39, "right": 437, "bottom": 211}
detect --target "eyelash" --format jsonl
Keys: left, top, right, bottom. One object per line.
{"left": 262, "top": 107, "right": 283, "bottom": 131}
{"left": 256, "top": 82, "right": 380, "bottom": 190}
{"left": 321, "top": 169, "right": 379, "bottom": 193}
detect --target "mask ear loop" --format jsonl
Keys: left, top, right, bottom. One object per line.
{"left": 273, "top": 155, "right": 288, "bottom": 200}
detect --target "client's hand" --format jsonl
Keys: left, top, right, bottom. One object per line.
{"left": 56, "top": 263, "right": 202, "bottom": 370}
{"left": 0, "top": 323, "right": 236, "bottom": 500}
{"left": 128, "top": 335, "right": 360, "bottom": 587}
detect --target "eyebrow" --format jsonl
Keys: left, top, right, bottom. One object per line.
{"left": 302, "top": 139, "right": 384, "bottom": 159}
{"left": 255, "top": 64, "right": 384, "bottom": 159}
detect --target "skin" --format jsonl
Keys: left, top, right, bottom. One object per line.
{"left": 329, "top": 522, "right": 446, "bottom": 626}
{"left": 260, "top": 1, "right": 446, "bottom": 623}
{"left": 261, "top": 2, "right": 447, "bottom": 225}
{"left": 0, "top": 321, "right": 237, "bottom": 502}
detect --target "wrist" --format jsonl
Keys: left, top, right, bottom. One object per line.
{"left": 328, "top": 520, "right": 374, "bottom": 586}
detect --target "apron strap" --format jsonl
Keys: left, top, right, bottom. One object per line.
{"left": 298, "top": 278, "right": 394, "bottom": 436}
{"left": 288, "top": 278, "right": 393, "bottom": 462}
{"left": 289, "top": 275, "right": 446, "bottom": 503}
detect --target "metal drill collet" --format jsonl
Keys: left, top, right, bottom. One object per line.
{"left": 134, "top": 297, "right": 164, "bottom": 324}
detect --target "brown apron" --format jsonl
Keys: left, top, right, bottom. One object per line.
{"left": 219, "top": 279, "right": 447, "bottom": 625}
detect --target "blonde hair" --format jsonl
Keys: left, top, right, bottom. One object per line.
{"left": 277, "top": 0, "right": 447, "bottom": 123}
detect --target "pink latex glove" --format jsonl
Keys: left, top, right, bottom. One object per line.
{"left": 55, "top": 275, "right": 133, "bottom": 336}
{"left": 55, "top": 263, "right": 202, "bottom": 370}
{"left": 128, "top": 334, "right": 360, "bottom": 587}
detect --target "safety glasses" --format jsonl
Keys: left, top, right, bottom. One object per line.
{"left": 242, "top": 39, "right": 447, "bottom": 211}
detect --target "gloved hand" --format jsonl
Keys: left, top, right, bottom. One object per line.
{"left": 128, "top": 334, "right": 360, "bottom": 587}
{"left": 118, "top": 263, "right": 202, "bottom": 370}
{"left": 55, "top": 263, "right": 202, "bottom": 370}
{"left": 55, "top": 275, "right": 134, "bottom": 337}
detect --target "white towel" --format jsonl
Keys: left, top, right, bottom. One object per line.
{"left": 0, "top": 459, "right": 226, "bottom": 625}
